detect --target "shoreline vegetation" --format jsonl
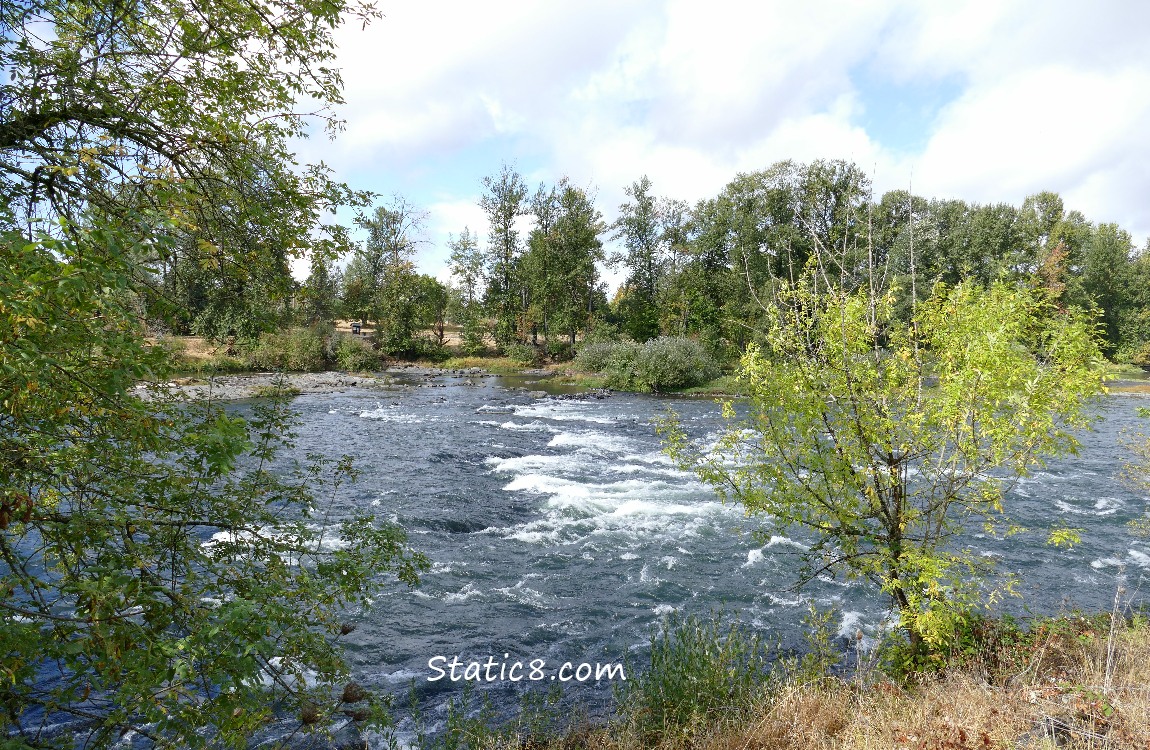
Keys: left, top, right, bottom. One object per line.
{"left": 155, "top": 331, "right": 1150, "bottom": 401}
{"left": 398, "top": 608, "right": 1150, "bottom": 750}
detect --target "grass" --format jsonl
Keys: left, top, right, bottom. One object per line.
{"left": 428, "top": 611, "right": 1150, "bottom": 750}
{"left": 1104, "top": 361, "right": 1148, "bottom": 379}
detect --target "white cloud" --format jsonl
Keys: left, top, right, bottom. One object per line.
{"left": 308, "top": 0, "right": 1150, "bottom": 267}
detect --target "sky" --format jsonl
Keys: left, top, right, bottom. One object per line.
{"left": 295, "top": 0, "right": 1150, "bottom": 280}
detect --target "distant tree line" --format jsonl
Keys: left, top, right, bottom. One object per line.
{"left": 145, "top": 159, "right": 1150, "bottom": 365}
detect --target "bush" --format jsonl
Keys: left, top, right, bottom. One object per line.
{"left": 602, "top": 340, "right": 642, "bottom": 389}
{"left": 1132, "top": 341, "right": 1150, "bottom": 370}
{"left": 574, "top": 337, "right": 717, "bottom": 392}
{"left": 546, "top": 339, "right": 574, "bottom": 362}
{"left": 504, "top": 342, "right": 543, "bottom": 366}
{"left": 246, "top": 327, "right": 327, "bottom": 372}
{"left": 619, "top": 612, "right": 769, "bottom": 743}
{"left": 634, "top": 336, "right": 719, "bottom": 392}
{"left": 414, "top": 334, "right": 450, "bottom": 362}
{"left": 331, "top": 333, "right": 380, "bottom": 372}
{"left": 573, "top": 341, "right": 620, "bottom": 373}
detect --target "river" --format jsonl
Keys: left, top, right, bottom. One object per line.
{"left": 259, "top": 372, "right": 1150, "bottom": 744}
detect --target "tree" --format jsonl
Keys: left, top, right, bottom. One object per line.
{"left": 448, "top": 228, "right": 487, "bottom": 354}
{"left": 2, "top": 228, "right": 428, "bottom": 746}
{"left": 299, "top": 253, "right": 344, "bottom": 326}
{"left": 610, "top": 176, "right": 664, "bottom": 342}
{"left": 1, "top": 0, "right": 427, "bottom": 744}
{"left": 412, "top": 273, "right": 449, "bottom": 348}
{"left": 664, "top": 276, "right": 1104, "bottom": 656}
{"left": 1, "top": 0, "right": 369, "bottom": 273}
{"left": 479, "top": 164, "right": 529, "bottom": 348}
{"left": 1072, "top": 223, "right": 1134, "bottom": 355}
{"left": 346, "top": 197, "right": 428, "bottom": 354}
{"left": 524, "top": 179, "right": 605, "bottom": 351}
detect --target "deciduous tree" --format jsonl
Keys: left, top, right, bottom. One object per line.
{"left": 664, "top": 275, "right": 1104, "bottom": 656}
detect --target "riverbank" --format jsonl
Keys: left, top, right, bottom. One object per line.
{"left": 425, "top": 611, "right": 1150, "bottom": 750}
{"left": 131, "top": 365, "right": 580, "bottom": 401}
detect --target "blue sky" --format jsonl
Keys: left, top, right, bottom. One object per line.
{"left": 295, "top": 0, "right": 1150, "bottom": 280}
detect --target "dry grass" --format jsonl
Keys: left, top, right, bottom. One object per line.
{"left": 482, "top": 617, "right": 1150, "bottom": 750}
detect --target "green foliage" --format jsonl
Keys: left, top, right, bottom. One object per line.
{"left": 332, "top": 333, "right": 381, "bottom": 372}
{"left": 600, "top": 341, "right": 643, "bottom": 390}
{"left": 574, "top": 337, "right": 718, "bottom": 392}
{"left": 1131, "top": 341, "right": 1150, "bottom": 370}
{"left": 245, "top": 327, "right": 328, "bottom": 372}
{"left": 633, "top": 336, "right": 719, "bottom": 392}
{"left": 618, "top": 612, "right": 769, "bottom": 743}
{"left": 504, "top": 342, "right": 544, "bottom": 366}
{"left": 480, "top": 165, "right": 531, "bottom": 348}
{"left": 573, "top": 341, "right": 621, "bottom": 373}
{"left": 610, "top": 176, "right": 665, "bottom": 342}
{"left": 341, "top": 197, "right": 430, "bottom": 355}
{"left": 2, "top": 0, "right": 372, "bottom": 341}
{"left": 786, "top": 604, "right": 844, "bottom": 681}
{"left": 523, "top": 180, "right": 607, "bottom": 347}
{"left": 1, "top": 228, "right": 428, "bottom": 746}
{"left": 664, "top": 278, "right": 1104, "bottom": 653}
{"left": 545, "top": 339, "right": 574, "bottom": 362}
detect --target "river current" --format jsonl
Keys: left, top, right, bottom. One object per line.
{"left": 265, "top": 373, "right": 1150, "bottom": 743}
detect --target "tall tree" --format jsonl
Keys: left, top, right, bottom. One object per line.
{"left": 448, "top": 227, "right": 487, "bottom": 354}
{"left": 346, "top": 197, "right": 428, "bottom": 354}
{"left": 548, "top": 180, "right": 606, "bottom": 347}
{"left": 610, "top": 176, "right": 665, "bottom": 341}
{"left": 1073, "top": 223, "right": 1135, "bottom": 354}
{"left": 479, "top": 164, "right": 529, "bottom": 348}
{"left": 299, "top": 252, "right": 344, "bottom": 326}
{"left": 1, "top": 0, "right": 426, "bottom": 744}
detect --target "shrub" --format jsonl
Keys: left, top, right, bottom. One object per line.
{"left": 246, "top": 327, "right": 327, "bottom": 372}
{"left": 460, "top": 316, "right": 488, "bottom": 356}
{"left": 504, "top": 342, "right": 543, "bottom": 366}
{"left": 414, "top": 334, "right": 450, "bottom": 362}
{"left": 1132, "top": 341, "right": 1150, "bottom": 370}
{"left": 331, "top": 333, "right": 380, "bottom": 372}
{"left": 573, "top": 341, "right": 619, "bottom": 373}
{"left": 546, "top": 339, "right": 574, "bottom": 362}
{"left": 634, "top": 335, "right": 719, "bottom": 392}
{"left": 619, "top": 612, "right": 769, "bottom": 743}
{"left": 575, "top": 337, "right": 717, "bottom": 392}
{"left": 602, "top": 340, "right": 642, "bottom": 389}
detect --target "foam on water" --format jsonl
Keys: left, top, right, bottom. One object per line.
{"left": 359, "top": 407, "right": 428, "bottom": 423}
{"left": 638, "top": 564, "right": 662, "bottom": 585}
{"left": 766, "top": 535, "right": 809, "bottom": 551}
{"left": 493, "top": 580, "right": 554, "bottom": 608}
{"left": 547, "top": 430, "right": 633, "bottom": 453}
{"left": 1055, "top": 496, "right": 1124, "bottom": 516}
{"left": 501, "top": 420, "right": 560, "bottom": 432}
{"left": 838, "top": 610, "right": 867, "bottom": 639}
{"left": 476, "top": 404, "right": 515, "bottom": 414}
{"left": 443, "top": 583, "right": 485, "bottom": 603}
{"left": 512, "top": 401, "right": 616, "bottom": 424}
{"left": 485, "top": 453, "right": 596, "bottom": 475}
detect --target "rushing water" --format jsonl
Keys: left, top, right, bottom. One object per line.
{"left": 264, "top": 373, "right": 1150, "bottom": 744}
